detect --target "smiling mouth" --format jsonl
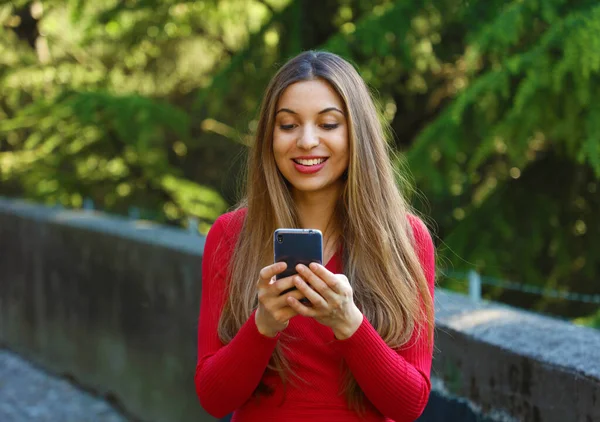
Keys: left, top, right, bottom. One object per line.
{"left": 293, "top": 158, "right": 328, "bottom": 166}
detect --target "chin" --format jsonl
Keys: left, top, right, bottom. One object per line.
{"left": 291, "top": 181, "right": 339, "bottom": 195}
{"left": 291, "top": 185, "right": 322, "bottom": 193}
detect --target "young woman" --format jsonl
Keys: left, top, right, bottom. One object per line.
{"left": 195, "top": 51, "right": 435, "bottom": 422}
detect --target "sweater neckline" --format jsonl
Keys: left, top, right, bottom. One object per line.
{"left": 324, "top": 247, "right": 342, "bottom": 272}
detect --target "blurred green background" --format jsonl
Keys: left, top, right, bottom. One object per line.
{"left": 1, "top": 0, "right": 599, "bottom": 326}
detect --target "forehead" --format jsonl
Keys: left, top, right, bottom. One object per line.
{"left": 276, "top": 79, "right": 345, "bottom": 111}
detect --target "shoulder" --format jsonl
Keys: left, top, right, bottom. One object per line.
{"left": 203, "top": 208, "right": 247, "bottom": 258}
{"left": 406, "top": 214, "right": 432, "bottom": 246}
{"left": 211, "top": 208, "right": 247, "bottom": 237}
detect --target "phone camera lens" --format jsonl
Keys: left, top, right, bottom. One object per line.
{"left": 277, "top": 234, "right": 283, "bottom": 243}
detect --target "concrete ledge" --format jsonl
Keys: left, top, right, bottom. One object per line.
{"left": 432, "top": 290, "right": 600, "bottom": 422}
{"left": 0, "top": 198, "right": 210, "bottom": 422}
{"left": 0, "top": 197, "right": 204, "bottom": 255}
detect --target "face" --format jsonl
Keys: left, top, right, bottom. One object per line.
{"left": 272, "top": 79, "right": 349, "bottom": 198}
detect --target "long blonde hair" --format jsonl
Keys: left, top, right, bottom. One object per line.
{"left": 218, "top": 51, "right": 434, "bottom": 410}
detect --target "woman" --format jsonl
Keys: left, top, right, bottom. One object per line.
{"left": 195, "top": 51, "right": 435, "bottom": 422}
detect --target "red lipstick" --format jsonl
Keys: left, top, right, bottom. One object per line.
{"left": 292, "top": 157, "right": 328, "bottom": 174}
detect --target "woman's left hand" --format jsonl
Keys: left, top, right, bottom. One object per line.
{"left": 286, "top": 263, "right": 363, "bottom": 340}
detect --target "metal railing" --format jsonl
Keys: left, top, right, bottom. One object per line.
{"left": 443, "top": 269, "right": 600, "bottom": 305}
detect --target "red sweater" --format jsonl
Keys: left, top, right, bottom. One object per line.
{"left": 195, "top": 209, "right": 435, "bottom": 422}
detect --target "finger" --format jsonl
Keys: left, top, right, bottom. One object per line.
{"left": 309, "top": 263, "right": 345, "bottom": 294}
{"left": 260, "top": 288, "right": 304, "bottom": 318}
{"left": 274, "top": 305, "right": 299, "bottom": 323}
{"left": 270, "top": 274, "right": 299, "bottom": 295}
{"left": 258, "top": 262, "right": 287, "bottom": 286}
{"left": 292, "top": 275, "right": 328, "bottom": 308}
{"left": 296, "top": 264, "right": 337, "bottom": 300}
{"left": 276, "top": 285, "right": 306, "bottom": 304}
{"left": 286, "top": 296, "right": 318, "bottom": 317}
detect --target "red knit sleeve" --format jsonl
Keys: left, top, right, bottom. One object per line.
{"left": 194, "top": 213, "right": 280, "bottom": 418}
{"left": 333, "top": 215, "right": 435, "bottom": 422}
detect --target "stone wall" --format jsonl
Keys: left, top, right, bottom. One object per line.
{"left": 431, "top": 290, "right": 600, "bottom": 422}
{"left": 0, "top": 198, "right": 210, "bottom": 422}
{"left": 1, "top": 197, "right": 599, "bottom": 422}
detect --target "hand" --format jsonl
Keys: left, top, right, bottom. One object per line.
{"left": 255, "top": 262, "right": 305, "bottom": 338}
{"left": 286, "top": 263, "right": 364, "bottom": 340}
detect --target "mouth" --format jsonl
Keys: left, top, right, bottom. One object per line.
{"left": 291, "top": 157, "right": 328, "bottom": 174}
{"left": 292, "top": 157, "right": 328, "bottom": 166}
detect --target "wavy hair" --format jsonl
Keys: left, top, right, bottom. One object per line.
{"left": 218, "top": 51, "right": 434, "bottom": 411}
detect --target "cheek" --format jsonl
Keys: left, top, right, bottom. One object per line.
{"left": 272, "top": 135, "right": 290, "bottom": 169}
{"left": 272, "top": 135, "right": 284, "bottom": 156}
{"left": 273, "top": 131, "right": 297, "bottom": 152}
{"left": 333, "top": 130, "right": 350, "bottom": 163}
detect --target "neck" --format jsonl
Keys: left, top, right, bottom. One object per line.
{"left": 292, "top": 184, "right": 342, "bottom": 233}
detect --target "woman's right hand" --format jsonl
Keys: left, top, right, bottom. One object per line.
{"left": 255, "top": 262, "right": 305, "bottom": 337}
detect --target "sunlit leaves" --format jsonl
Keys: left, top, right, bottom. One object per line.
{"left": 411, "top": 0, "right": 600, "bottom": 193}
{"left": 161, "top": 174, "right": 227, "bottom": 222}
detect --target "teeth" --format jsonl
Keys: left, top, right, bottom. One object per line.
{"left": 295, "top": 158, "right": 326, "bottom": 166}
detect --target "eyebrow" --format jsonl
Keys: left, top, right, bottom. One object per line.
{"left": 275, "top": 107, "right": 345, "bottom": 116}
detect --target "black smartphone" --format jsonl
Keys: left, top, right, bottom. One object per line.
{"left": 273, "top": 228, "right": 323, "bottom": 283}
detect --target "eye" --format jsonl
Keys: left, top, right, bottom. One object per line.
{"left": 321, "top": 123, "right": 339, "bottom": 130}
{"left": 279, "top": 124, "right": 296, "bottom": 131}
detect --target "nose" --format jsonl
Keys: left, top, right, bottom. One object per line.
{"left": 296, "top": 125, "right": 319, "bottom": 150}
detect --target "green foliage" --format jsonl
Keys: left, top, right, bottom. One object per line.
{"left": 1, "top": 0, "right": 599, "bottom": 319}
{"left": 0, "top": 89, "right": 226, "bottom": 223}
{"left": 0, "top": 0, "right": 282, "bottom": 226}
{"left": 574, "top": 308, "right": 600, "bottom": 329}
{"left": 412, "top": 0, "right": 600, "bottom": 181}
{"left": 402, "top": 0, "right": 600, "bottom": 315}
